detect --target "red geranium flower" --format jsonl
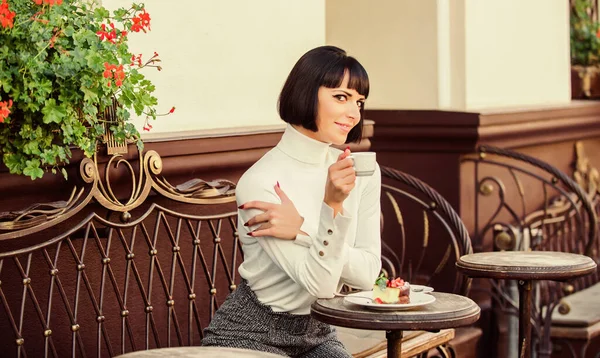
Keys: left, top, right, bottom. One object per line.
{"left": 0, "top": 0, "right": 16, "bottom": 29}
{"left": 0, "top": 99, "right": 13, "bottom": 123}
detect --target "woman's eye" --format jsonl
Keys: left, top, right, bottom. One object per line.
{"left": 357, "top": 101, "right": 365, "bottom": 108}
{"left": 334, "top": 94, "right": 347, "bottom": 101}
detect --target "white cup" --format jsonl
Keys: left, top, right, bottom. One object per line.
{"left": 348, "top": 152, "right": 376, "bottom": 176}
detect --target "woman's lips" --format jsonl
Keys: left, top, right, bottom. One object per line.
{"left": 335, "top": 122, "right": 352, "bottom": 133}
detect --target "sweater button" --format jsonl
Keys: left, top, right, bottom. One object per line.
{"left": 323, "top": 240, "right": 329, "bottom": 246}
{"left": 327, "top": 229, "right": 333, "bottom": 235}
{"left": 319, "top": 251, "right": 325, "bottom": 257}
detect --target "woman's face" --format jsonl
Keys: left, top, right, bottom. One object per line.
{"left": 296, "top": 72, "right": 365, "bottom": 145}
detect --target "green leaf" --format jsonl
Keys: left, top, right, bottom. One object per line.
{"left": 40, "top": 149, "right": 57, "bottom": 165}
{"left": 93, "top": 123, "right": 105, "bottom": 136}
{"left": 19, "top": 123, "right": 34, "bottom": 139}
{"left": 375, "top": 272, "right": 388, "bottom": 289}
{"left": 57, "top": 146, "right": 68, "bottom": 161}
{"left": 85, "top": 52, "right": 105, "bottom": 71}
{"left": 94, "top": 7, "right": 111, "bottom": 19}
{"left": 4, "top": 153, "right": 24, "bottom": 175}
{"left": 1, "top": 80, "right": 12, "bottom": 92}
{"left": 71, "top": 47, "right": 88, "bottom": 67}
{"left": 133, "top": 102, "right": 144, "bottom": 116}
{"left": 64, "top": 25, "right": 75, "bottom": 37}
{"left": 23, "top": 140, "right": 41, "bottom": 155}
{"left": 23, "top": 160, "right": 44, "bottom": 180}
{"left": 136, "top": 139, "right": 144, "bottom": 152}
{"left": 42, "top": 99, "right": 67, "bottom": 124}
{"left": 81, "top": 85, "right": 99, "bottom": 102}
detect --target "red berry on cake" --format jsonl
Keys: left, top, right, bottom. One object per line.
{"left": 373, "top": 273, "right": 410, "bottom": 304}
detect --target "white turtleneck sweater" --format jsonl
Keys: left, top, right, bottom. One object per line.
{"left": 236, "top": 124, "right": 382, "bottom": 315}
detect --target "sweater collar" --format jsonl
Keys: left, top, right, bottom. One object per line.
{"left": 276, "top": 124, "right": 331, "bottom": 165}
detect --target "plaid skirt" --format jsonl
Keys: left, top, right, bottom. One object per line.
{"left": 201, "top": 280, "right": 351, "bottom": 357}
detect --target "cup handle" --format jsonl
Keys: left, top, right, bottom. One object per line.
{"left": 346, "top": 155, "right": 355, "bottom": 168}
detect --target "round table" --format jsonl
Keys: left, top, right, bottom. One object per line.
{"left": 310, "top": 292, "right": 480, "bottom": 357}
{"left": 456, "top": 251, "right": 597, "bottom": 358}
{"left": 114, "top": 347, "right": 286, "bottom": 358}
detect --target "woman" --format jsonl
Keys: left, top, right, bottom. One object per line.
{"left": 202, "top": 46, "right": 381, "bottom": 357}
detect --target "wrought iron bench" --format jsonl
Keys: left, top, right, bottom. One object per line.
{"left": 463, "top": 144, "right": 599, "bottom": 358}
{"left": 0, "top": 149, "right": 476, "bottom": 358}
{"left": 0, "top": 150, "right": 240, "bottom": 358}
{"left": 548, "top": 141, "right": 600, "bottom": 357}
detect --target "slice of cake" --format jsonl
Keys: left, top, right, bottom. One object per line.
{"left": 373, "top": 274, "right": 410, "bottom": 304}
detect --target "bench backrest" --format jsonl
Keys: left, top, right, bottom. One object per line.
{"left": 380, "top": 166, "right": 473, "bottom": 296}
{"left": 0, "top": 151, "right": 241, "bottom": 358}
{"left": 0, "top": 152, "right": 472, "bottom": 357}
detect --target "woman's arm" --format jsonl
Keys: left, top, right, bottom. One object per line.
{"left": 237, "top": 181, "right": 351, "bottom": 298}
{"left": 340, "top": 164, "right": 382, "bottom": 290}
{"left": 238, "top": 149, "right": 358, "bottom": 297}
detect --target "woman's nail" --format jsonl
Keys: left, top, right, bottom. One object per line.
{"left": 244, "top": 221, "right": 249, "bottom": 226}
{"left": 345, "top": 146, "right": 350, "bottom": 152}
{"left": 276, "top": 181, "right": 280, "bottom": 188}
{"left": 238, "top": 205, "right": 244, "bottom": 209}
{"left": 247, "top": 232, "right": 254, "bottom": 237}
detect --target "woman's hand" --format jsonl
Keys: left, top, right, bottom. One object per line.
{"left": 324, "top": 148, "right": 355, "bottom": 216}
{"left": 241, "top": 184, "right": 305, "bottom": 240}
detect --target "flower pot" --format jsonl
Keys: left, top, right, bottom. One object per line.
{"left": 571, "top": 65, "right": 600, "bottom": 99}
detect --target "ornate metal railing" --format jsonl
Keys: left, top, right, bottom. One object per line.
{"left": 0, "top": 146, "right": 475, "bottom": 358}
{"left": 462, "top": 145, "right": 598, "bottom": 356}
{"left": 0, "top": 147, "right": 239, "bottom": 358}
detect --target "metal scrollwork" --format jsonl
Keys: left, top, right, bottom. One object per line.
{"left": 556, "top": 300, "right": 571, "bottom": 315}
{"left": 80, "top": 157, "right": 97, "bottom": 183}
{"left": 91, "top": 149, "right": 152, "bottom": 212}
{"left": 493, "top": 224, "right": 516, "bottom": 251}
{"left": 0, "top": 144, "right": 235, "bottom": 240}
{"left": 574, "top": 141, "right": 600, "bottom": 199}
{"left": 0, "top": 188, "right": 81, "bottom": 231}
{"left": 463, "top": 145, "right": 598, "bottom": 358}
{"left": 0, "top": 185, "right": 94, "bottom": 240}
{"left": 147, "top": 153, "right": 236, "bottom": 204}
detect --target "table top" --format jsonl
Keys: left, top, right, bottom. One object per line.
{"left": 456, "top": 251, "right": 597, "bottom": 281}
{"left": 115, "top": 347, "right": 285, "bottom": 358}
{"left": 310, "top": 292, "right": 480, "bottom": 331}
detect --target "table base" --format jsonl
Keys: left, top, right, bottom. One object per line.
{"left": 386, "top": 330, "right": 403, "bottom": 357}
{"left": 519, "top": 280, "right": 533, "bottom": 358}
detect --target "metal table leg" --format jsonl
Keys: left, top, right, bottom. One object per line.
{"left": 386, "top": 330, "right": 403, "bottom": 357}
{"left": 518, "top": 280, "right": 533, "bottom": 358}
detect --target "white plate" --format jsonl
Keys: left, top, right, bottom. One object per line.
{"left": 410, "top": 284, "right": 434, "bottom": 293}
{"left": 344, "top": 291, "right": 436, "bottom": 311}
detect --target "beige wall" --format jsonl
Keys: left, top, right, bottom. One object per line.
{"left": 102, "top": 0, "right": 571, "bottom": 134}
{"left": 464, "top": 0, "right": 570, "bottom": 109}
{"left": 326, "top": 0, "right": 571, "bottom": 111}
{"left": 326, "top": 0, "right": 440, "bottom": 110}
{"left": 103, "top": 0, "right": 325, "bottom": 134}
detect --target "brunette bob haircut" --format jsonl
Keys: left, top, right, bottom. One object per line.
{"left": 278, "top": 46, "right": 370, "bottom": 144}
